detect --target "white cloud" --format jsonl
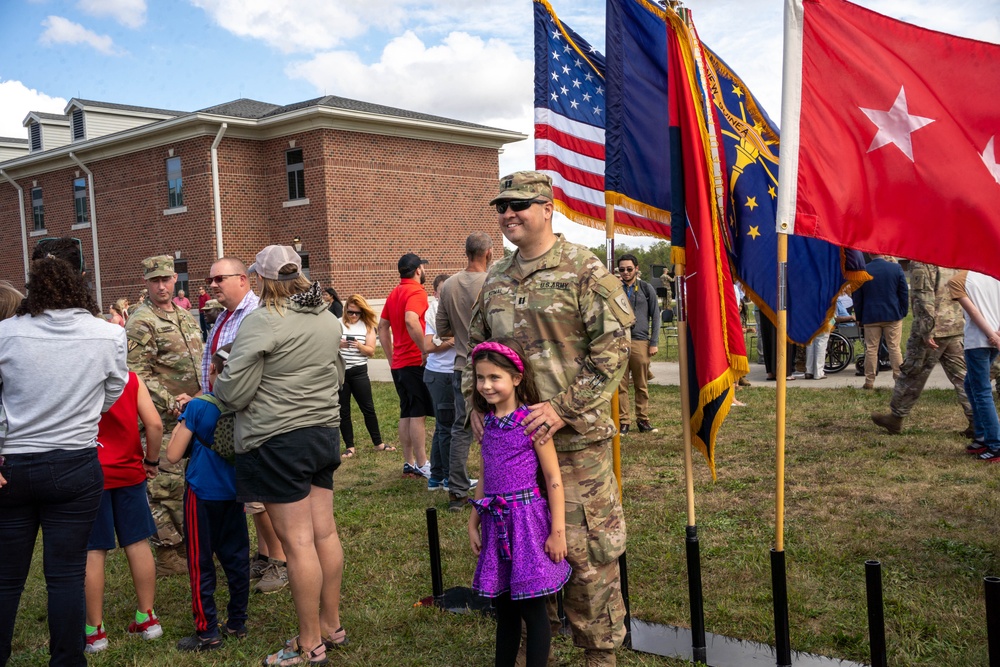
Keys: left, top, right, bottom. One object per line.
{"left": 287, "top": 31, "right": 533, "bottom": 127}
{"left": 39, "top": 15, "right": 125, "bottom": 55}
{"left": 0, "top": 80, "right": 67, "bottom": 138}
{"left": 189, "top": 0, "right": 368, "bottom": 54}
{"left": 77, "top": 0, "right": 147, "bottom": 28}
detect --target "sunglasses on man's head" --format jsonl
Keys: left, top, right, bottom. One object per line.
{"left": 495, "top": 199, "right": 544, "bottom": 214}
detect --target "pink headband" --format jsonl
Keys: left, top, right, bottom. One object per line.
{"left": 471, "top": 341, "right": 524, "bottom": 373}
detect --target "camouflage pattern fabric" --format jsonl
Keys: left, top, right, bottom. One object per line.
{"left": 890, "top": 335, "right": 972, "bottom": 419}
{"left": 889, "top": 263, "right": 971, "bottom": 418}
{"left": 549, "top": 442, "right": 627, "bottom": 650}
{"left": 125, "top": 298, "right": 204, "bottom": 433}
{"left": 464, "top": 234, "right": 635, "bottom": 452}
{"left": 127, "top": 299, "right": 201, "bottom": 554}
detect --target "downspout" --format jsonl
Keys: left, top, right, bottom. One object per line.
{"left": 68, "top": 152, "right": 103, "bottom": 308}
{"left": 211, "top": 123, "right": 228, "bottom": 258}
{"left": 0, "top": 169, "right": 28, "bottom": 285}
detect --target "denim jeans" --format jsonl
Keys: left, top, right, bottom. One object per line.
{"left": 964, "top": 346, "right": 1000, "bottom": 448}
{"left": 0, "top": 448, "right": 104, "bottom": 667}
{"left": 423, "top": 369, "right": 454, "bottom": 481}
{"left": 448, "top": 370, "right": 475, "bottom": 498}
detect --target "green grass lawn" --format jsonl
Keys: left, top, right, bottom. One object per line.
{"left": 7, "top": 381, "right": 996, "bottom": 666}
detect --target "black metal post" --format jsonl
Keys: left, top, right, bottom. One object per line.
{"left": 619, "top": 551, "right": 632, "bottom": 648}
{"left": 686, "top": 525, "right": 707, "bottom": 664}
{"left": 865, "top": 560, "right": 887, "bottom": 667}
{"left": 770, "top": 548, "right": 792, "bottom": 667}
{"left": 986, "top": 576, "right": 1000, "bottom": 666}
{"left": 426, "top": 507, "right": 444, "bottom": 600}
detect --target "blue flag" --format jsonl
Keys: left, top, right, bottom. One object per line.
{"left": 604, "top": 0, "right": 672, "bottom": 231}
{"left": 703, "top": 47, "right": 868, "bottom": 344}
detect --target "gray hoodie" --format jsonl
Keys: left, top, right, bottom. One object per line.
{"left": 214, "top": 294, "right": 344, "bottom": 453}
{"left": 0, "top": 309, "right": 127, "bottom": 454}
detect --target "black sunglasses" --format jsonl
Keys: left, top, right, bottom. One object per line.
{"left": 495, "top": 199, "right": 545, "bottom": 214}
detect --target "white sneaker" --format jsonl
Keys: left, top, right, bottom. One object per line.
{"left": 468, "top": 478, "right": 478, "bottom": 490}
{"left": 417, "top": 462, "right": 431, "bottom": 479}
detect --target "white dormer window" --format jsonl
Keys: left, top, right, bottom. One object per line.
{"left": 71, "top": 108, "right": 86, "bottom": 141}
{"left": 29, "top": 123, "right": 41, "bottom": 152}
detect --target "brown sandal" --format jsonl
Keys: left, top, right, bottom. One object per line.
{"left": 373, "top": 443, "right": 396, "bottom": 452}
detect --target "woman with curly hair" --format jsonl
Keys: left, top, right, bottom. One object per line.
{"left": 214, "top": 246, "right": 346, "bottom": 666}
{"left": 0, "top": 239, "right": 128, "bottom": 667}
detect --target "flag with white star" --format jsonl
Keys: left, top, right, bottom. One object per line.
{"left": 777, "top": 0, "right": 1000, "bottom": 280}
{"left": 533, "top": 0, "right": 662, "bottom": 235}
{"left": 604, "top": 0, "right": 673, "bottom": 231}
{"left": 706, "top": 46, "right": 869, "bottom": 344}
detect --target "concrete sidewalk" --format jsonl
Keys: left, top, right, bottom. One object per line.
{"left": 368, "top": 358, "right": 958, "bottom": 390}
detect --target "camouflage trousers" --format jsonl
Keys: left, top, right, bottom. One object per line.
{"left": 146, "top": 434, "right": 186, "bottom": 549}
{"left": 890, "top": 334, "right": 972, "bottom": 419}
{"left": 547, "top": 441, "right": 627, "bottom": 650}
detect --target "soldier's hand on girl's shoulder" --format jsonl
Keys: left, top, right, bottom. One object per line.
{"left": 523, "top": 402, "right": 565, "bottom": 446}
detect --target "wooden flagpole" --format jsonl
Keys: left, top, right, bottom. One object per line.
{"left": 772, "top": 232, "right": 792, "bottom": 666}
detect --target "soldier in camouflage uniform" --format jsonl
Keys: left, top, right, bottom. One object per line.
{"left": 464, "top": 172, "right": 635, "bottom": 667}
{"left": 872, "top": 261, "right": 973, "bottom": 436}
{"left": 126, "top": 255, "right": 204, "bottom": 576}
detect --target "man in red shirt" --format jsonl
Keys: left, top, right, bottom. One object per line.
{"left": 196, "top": 286, "right": 210, "bottom": 341}
{"left": 379, "top": 253, "right": 432, "bottom": 479}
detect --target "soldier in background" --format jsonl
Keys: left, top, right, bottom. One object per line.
{"left": 871, "top": 261, "right": 973, "bottom": 437}
{"left": 466, "top": 172, "right": 634, "bottom": 667}
{"left": 126, "top": 256, "right": 204, "bottom": 576}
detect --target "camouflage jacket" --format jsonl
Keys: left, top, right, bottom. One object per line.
{"left": 126, "top": 299, "right": 204, "bottom": 430}
{"left": 465, "top": 235, "right": 635, "bottom": 451}
{"left": 909, "top": 262, "right": 964, "bottom": 341}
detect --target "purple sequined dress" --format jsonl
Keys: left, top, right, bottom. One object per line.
{"left": 471, "top": 405, "right": 571, "bottom": 600}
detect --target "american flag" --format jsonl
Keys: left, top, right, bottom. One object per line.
{"left": 533, "top": 0, "right": 666, "bottom": 237}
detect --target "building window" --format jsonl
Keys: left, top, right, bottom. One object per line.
{"left": 29, "top": 123, "right": 42, "bottom": 152}
{"left": 71, "top": 108, "right": 86, "bottom": 141}
{"left": 286, "top": 149, "right": 305, "bottom": 200}
{"left": 31, "top": 188, "right": 44, "bottom": 231}
{"left": 73, "top": 178, "right": 89, "bottom": 225}
{"left": 166, "top": 157, "right": 183, "bottom": 208}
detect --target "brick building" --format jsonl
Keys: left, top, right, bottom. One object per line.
{"left": 0, "top": 96, "right": 525, "bottom": 308}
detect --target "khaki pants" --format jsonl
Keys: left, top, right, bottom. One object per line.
{"left": 863, "top": 320, "right": 903, "bottom": 383}
{"left": 618, "top": 340, "right": 651, "bottom": 424}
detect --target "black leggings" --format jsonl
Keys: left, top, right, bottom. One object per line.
{"left": 494, "top": 593, "right": 550, "bottom": 667}
{"left": 339, "top": 364, "right": 383, "bottom": 448}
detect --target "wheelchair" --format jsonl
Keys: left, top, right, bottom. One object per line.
{"left": 824, "top": 322, "right": 892, "bottom": 374}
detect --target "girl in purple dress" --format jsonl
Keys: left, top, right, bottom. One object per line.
{"left": 467, "top": 338, "right": 571, "bottom": 667}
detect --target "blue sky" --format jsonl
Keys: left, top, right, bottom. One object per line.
{"left": 1, "top": 0, "right": 997, "bottom": 247}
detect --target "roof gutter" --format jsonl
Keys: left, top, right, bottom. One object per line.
{"left": 0, "top": 169, "right": 28, "bottom": 284}
{"left": 210, "top": 123, "right": 228, "bottom": 258}
{"left": 67, "top": 152, "right": 103, "bottom": 308}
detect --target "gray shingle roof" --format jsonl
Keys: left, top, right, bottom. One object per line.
{"left": 198, "top": 98, "right": 282, "bottom": 119}
{"left": 30, "top": 112, "right": 69, "bottom": 122}
{"left": 72, "top": 99, "right": 184, "bottom": 117}
{"left": 263, "top": 95, "right": 495, "bottom": 130}
{"left": 0, "top": 137, "right": 29, "bottom": 144}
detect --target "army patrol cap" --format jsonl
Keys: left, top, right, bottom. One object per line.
{"left": 142, "top": 255, "right": 175, "bottom": 279}
{"left": 489, "top": 171, "right": 553, "bottom": 205}
{"left": 202, "top": 299, "right": 224, "bottom": 312}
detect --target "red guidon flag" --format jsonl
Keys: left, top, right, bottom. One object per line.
{"left": 776, "top": 0, "right": 1000, "bottom": 279}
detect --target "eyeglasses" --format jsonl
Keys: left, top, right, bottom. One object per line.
{"left": 495, "top": 199, "right": 545, "bottom": 214}
{"left": 346, "top": 310, "right": 362, "bottom": 316}
{"left": 207, "top": 274, "right": 241, "bottom": 285}
{"left": 618, "top": 267, "right": 636, "bottom": 273}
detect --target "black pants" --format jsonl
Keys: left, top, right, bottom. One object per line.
{"left": 339, "top": 364, "right": 383, "bottom": 448}
{"left": 760, "top": 316, "right": 795, "bottom": 377}
{"left": 494, "top": 593, "right": 550, "bottom": 667}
